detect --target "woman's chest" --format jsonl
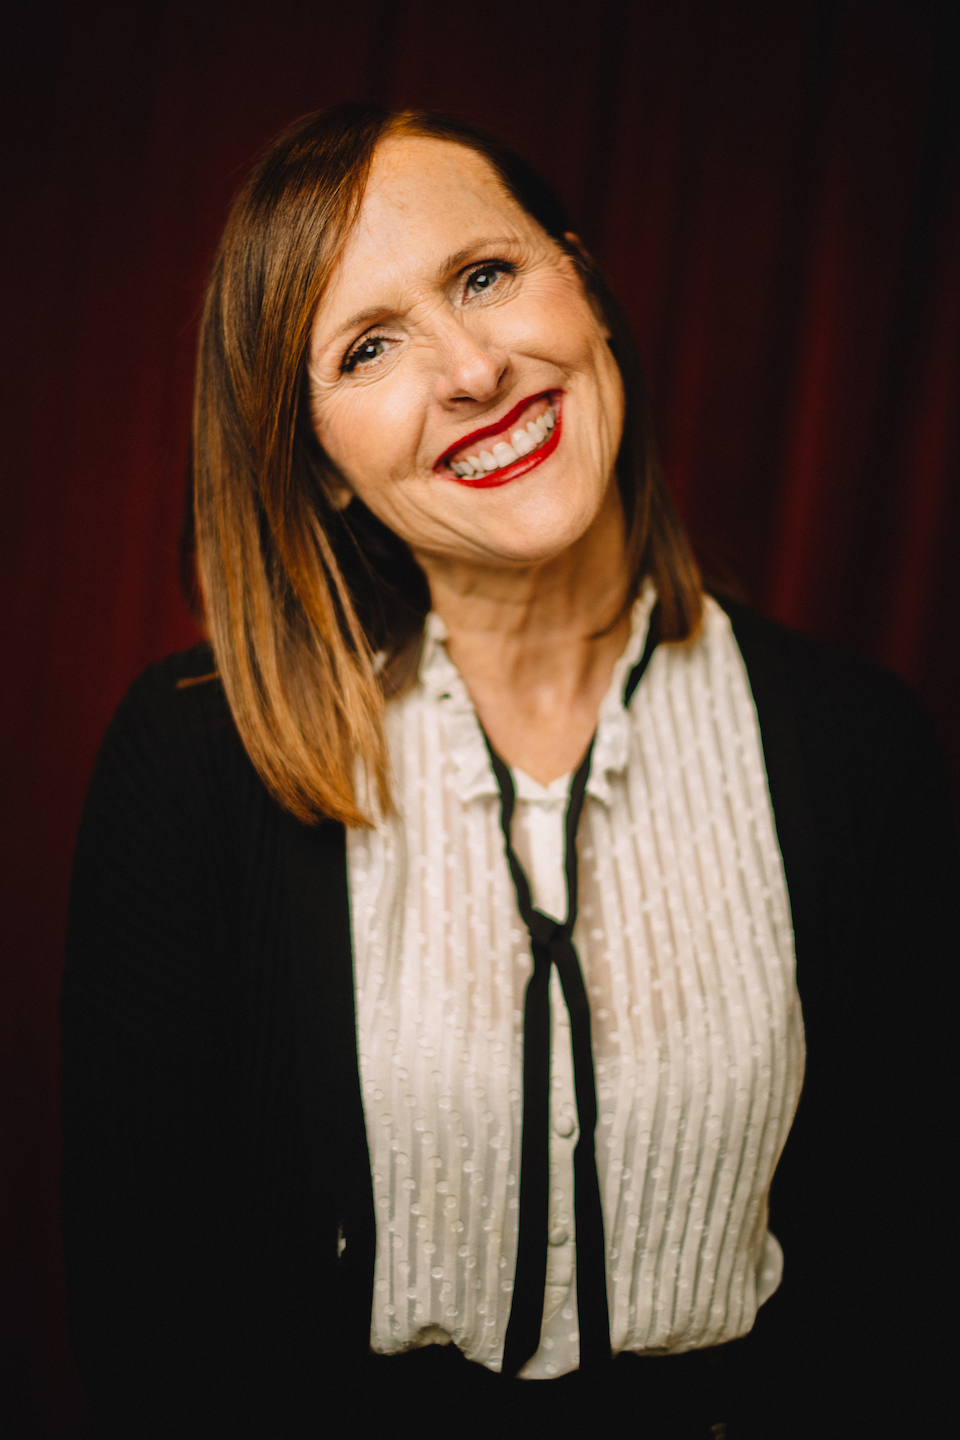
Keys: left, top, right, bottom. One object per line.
{"left": 347, "top": 635, "right": 804, "bottom": 1361}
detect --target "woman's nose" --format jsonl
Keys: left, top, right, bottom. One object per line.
{"left": 433, "top": 316, "right": 508, "bottom": 406}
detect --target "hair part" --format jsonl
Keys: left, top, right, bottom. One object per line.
{"left": 191, "top": 102, "right": 701, "bottom": 826}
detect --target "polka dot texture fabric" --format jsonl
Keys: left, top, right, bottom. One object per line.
{"left": 348, "top": 589, "right": 804, "bottom": 1377}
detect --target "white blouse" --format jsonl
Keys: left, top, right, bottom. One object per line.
{"left": 348, "top": 588, "right": 805, "bottom": 1378}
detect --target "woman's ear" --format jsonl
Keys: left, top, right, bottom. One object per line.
{"left": 326, "top": 479, "right": 354, "bottom": 511}
{"left": 562, "top": 232, "right": 610, "bottom": 340}
{"left": 300, "top": 416, "right": 354, "bottom": 511}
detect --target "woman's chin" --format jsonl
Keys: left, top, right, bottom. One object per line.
{"left": 463, "top": 485, "right": 619, "bottom": 571}
{"left": 372, "top": 459, "right": 619, "bottom": 576}
{"left": 418, "top": 512, "right": 609, "bottom": 575}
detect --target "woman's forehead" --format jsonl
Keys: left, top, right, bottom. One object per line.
{"left": 315, "top": 138, "right": 536, "bottom": 330}
{"left": 364, "top": 134, "right": 515, "bottom": 221}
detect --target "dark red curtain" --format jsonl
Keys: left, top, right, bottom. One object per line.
{"left": 3, "top": 1, "right": 958, "bottom": 1432}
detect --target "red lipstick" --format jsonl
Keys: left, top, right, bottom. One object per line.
{"left": 435, "top": 391, "right": 562, "bottom": 489}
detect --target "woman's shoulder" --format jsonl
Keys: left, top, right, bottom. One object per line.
{"left": 712, "top": 593, "right": 940, "bottom": 766}
{"left": 108, "top": 641, "right": 229, "bottom": 745}
{"left": 81, "top": 643, "right": 254, "bottom": 850}
{"left": 711, "top": 594, "right": 956, "bottom": 900}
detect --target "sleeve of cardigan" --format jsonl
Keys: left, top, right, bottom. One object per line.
{"left": 751, "top": 621, "right": 958, "bottom": 1429}
{"left": 836, "top": 680, "right": 959, "bottom": 1375}
{"left": 720, "top": 600, "right": 959, "bottom": 1429}
{"left": 836, "top": 682, "right": 959, "bottom": 1431}
{"left": 61, "top": 655, "right": 242, "bottom": 1439}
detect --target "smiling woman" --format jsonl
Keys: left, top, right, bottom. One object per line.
{"left": 192, "top": 108, "right": 700, "bottom": 827}
{"left": 61, "top": 103, "right": 957, "bottom": 1440}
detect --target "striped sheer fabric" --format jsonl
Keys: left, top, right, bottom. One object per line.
{"left": 348, "top": 589, "right": 804, "bottom": 1378}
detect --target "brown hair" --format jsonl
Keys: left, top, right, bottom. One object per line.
{"left": 192, "top": 102, "right": 702, "bottom": 826}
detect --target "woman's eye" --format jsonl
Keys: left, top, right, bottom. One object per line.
{"left": 465, "top": 264, "right": 509, "bottom": 297}
{"left": 343, "top": 336, "right": 388, "bottom": 373}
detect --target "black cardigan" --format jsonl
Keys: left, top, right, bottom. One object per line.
{"left": 61, "top": 602, "right": 958, "bottom": 1437}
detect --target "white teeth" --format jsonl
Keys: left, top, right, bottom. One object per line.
{"left": 449, "top": 403, "right": 558, "bottom": 477}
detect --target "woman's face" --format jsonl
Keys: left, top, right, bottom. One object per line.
{"left": 307, "top": 136, "right": 625, "bottom": 573}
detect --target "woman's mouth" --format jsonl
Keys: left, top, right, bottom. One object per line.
{"left": 436, "top": 392, "right": 561, "bottom": 488}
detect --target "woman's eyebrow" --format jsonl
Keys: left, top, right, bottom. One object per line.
{"left": 325, "top": 237, "right": 521, "bottom": 346}
{"left": 439, "top": 236, "right": 518, "bottom": 272}
{"left": 328, "top": 305, "right": 393, "bottom": 344}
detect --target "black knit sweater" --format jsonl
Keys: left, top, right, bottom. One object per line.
{"left": 61, "top": 602, "right": 958, "bottom": 1437}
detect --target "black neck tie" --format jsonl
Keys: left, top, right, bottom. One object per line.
{"left": 487, "top": 603, "right": 662, "bottom": 1378}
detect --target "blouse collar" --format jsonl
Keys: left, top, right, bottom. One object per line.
{"left": 417, "top": 581, "right": 658, "bottom": 808}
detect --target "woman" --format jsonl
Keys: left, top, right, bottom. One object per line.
{"left": 62, "top": 105, "right": 957, "bottom": 1439}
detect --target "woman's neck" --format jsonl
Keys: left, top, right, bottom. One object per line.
{"left": 413, "top": 488, "right": 632, "bottom": 785}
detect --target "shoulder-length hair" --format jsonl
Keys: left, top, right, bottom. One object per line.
{"left": 192, "top": 102, "right": 702, "bottom": 827}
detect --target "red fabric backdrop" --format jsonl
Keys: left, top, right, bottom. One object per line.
{"left": 3, "top": 1, "right": 958, "bottom": 1432}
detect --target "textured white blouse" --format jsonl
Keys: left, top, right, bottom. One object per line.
{"left": 348, "top": 588, "right": 805, "bottom": 1379}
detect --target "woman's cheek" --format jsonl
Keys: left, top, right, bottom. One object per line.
{"left": 505, "top": 299, "right": 586, "bottom": 369}
{"left": 354, "top": 371, "right": 433, "bottom": 483}
{"left": 316, "top": 386, "right": 400, "bottom": 492}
